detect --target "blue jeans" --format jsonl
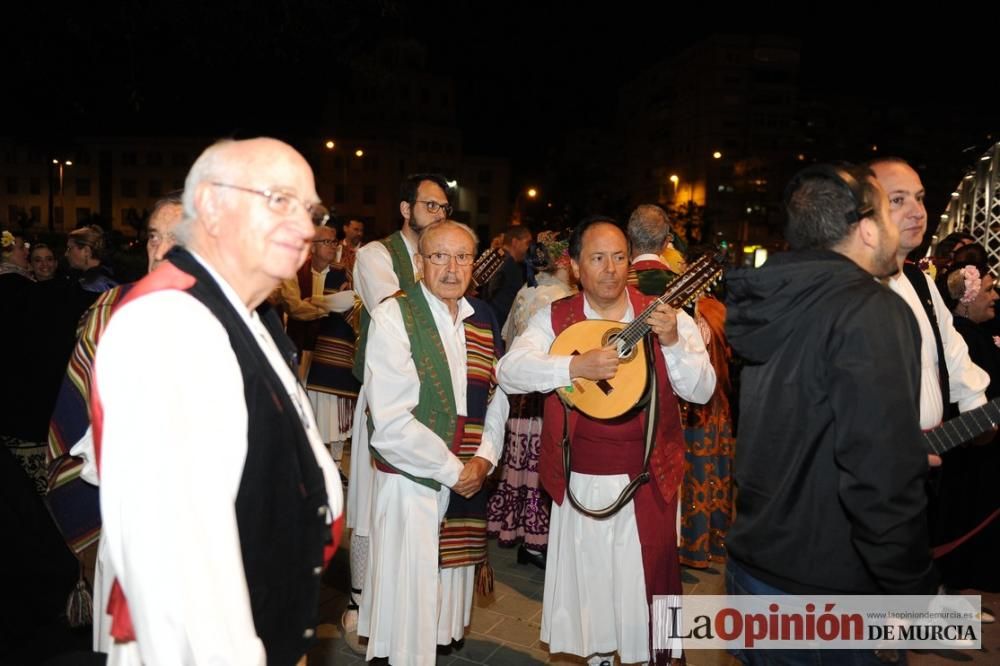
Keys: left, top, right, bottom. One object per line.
{"left": 724, "top": 559, "right": 905, "bottom": 666}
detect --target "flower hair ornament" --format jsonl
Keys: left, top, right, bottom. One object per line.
{"left": 1, "top": 230, "right": 14, "bottom": 250}
{"left": 532, "top": 231, "right": 571, "bottom": 270}
{"left": 959, "top": 265, "right": 982, "bottom": 304}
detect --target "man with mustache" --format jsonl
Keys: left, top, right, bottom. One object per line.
{"left": 497, "top": 216, "right": 715, "bottom": 665}
{"left": 343, "top": 173, "right": 453, "bottom": 650}
{"left": 358, "top": 220, "right": 508, "bottom": 666}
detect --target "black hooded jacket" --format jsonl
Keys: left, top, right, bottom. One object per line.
{"left": 725, "top": 249, "right": 937, "bottom": 595}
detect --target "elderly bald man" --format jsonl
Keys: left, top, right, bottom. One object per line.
{"left": 93, "top": 138, "right": 344, "bottom": 665}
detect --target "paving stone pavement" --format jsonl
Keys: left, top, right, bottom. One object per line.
{"left": 314, "top": 449, "right": 998, "bottom": 665}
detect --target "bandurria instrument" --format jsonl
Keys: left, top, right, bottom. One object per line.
{"left": 550, "top": 253, "right": 724, "bottom": 419}
{"left": 471, "top": 247, "right": 505, "bottom": 290}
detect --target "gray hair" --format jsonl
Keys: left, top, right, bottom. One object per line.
{"left": 175, "top": 139, "right": 236, "bottom": 246}
{"left": 417, "top": 219, "right": 479, "bottom": 254}
{"left": 626, "top": 204, "right": 672, "bottom": 256}
{"left": 149, "top": 189, "right": 184, "bottom": 227}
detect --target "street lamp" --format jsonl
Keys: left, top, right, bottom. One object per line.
{"left": 513, "top": 186, "right": 539, "bottom": 225}
{"left": 325, "top": 140, "right": 336, "bottom": 150}
{"left": 49, "top": 158, "right": 73, "bottom": 231}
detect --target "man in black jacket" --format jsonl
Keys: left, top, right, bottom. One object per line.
{"left": 724, "top": 164, "right": 937, "bottom": 660}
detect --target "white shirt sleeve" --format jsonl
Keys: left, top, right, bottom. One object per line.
{"left": 68, "top": 426, "right": 99, "bottom": 486}
{"left": 927, "top": 273, "right": 989, "bottom": 412}
{"left": 660, "top": 309, "right": 716, "bottom": 404}
{"left": 476, "top": 388, "right": 509, "bottom": 470}
{"left": 496, "top": 304, "right": 573, "bottom": 394}
{"left": 365, "top": 298, "right": 465, "bottom": 488}
{"left": 321, "top": 290, "right": 357, "bottom": 313}
{"left": 96, "top": 291, "right": 266, "bottom": 665}
{"left": 497, "top": 302, "right": 715, "bottom": 404}
{"left": 279, "top": 276, "right": 326, "bottom": 321}
{"left": 353, "top": 242, "right": 404, "bottom": 313}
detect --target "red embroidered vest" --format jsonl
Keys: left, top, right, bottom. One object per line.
{"left": 538, "top": 286, "right": 686, "bottom": 505}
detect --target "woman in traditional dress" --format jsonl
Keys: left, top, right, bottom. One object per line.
{"left": 487, "top": 231, "right": 575, "bottom": 568}
{"left": 678, "top": 291, "right": 736, "bottom": 570}
{"left": 933, "top": 259, "right": 1000, "bottom": 592}
{"left": 670, "top": 243, "right": 736, "bottom": 571}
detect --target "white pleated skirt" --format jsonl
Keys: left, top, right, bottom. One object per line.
{"left": 359, "top": 470, "right": 473, "bottom": 666}
{"left": 541, "top": 472, "right": 651, "bottom": 664}
{"left": 346, "top": 392, "right": 374, "bottom": 534}
{"left": 307, "top": 390, "right": 352, "bottom": 446}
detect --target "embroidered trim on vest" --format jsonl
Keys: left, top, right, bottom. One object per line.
{"left": 539, "top": 287, "right": 686, "bottom": 505}
{"left": 353, "top": 231, "right": 416, "bottom": 381}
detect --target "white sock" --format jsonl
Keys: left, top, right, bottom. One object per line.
{"left": 349, "top": 534, "right": 368, "bottom": 607}
{"left": 327, "top": 439, "right": 345, "bottom": 463}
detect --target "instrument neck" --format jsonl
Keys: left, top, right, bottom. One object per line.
{"left": 617, "top": 295, "right": 667, "bottom": 348}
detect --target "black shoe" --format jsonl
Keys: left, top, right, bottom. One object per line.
{"left": 517, "top": 545, "right": 546, "bottom": 570}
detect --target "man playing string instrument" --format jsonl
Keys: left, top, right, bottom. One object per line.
{"left": 497, "top": 216, "right": 715, "bottom": 666}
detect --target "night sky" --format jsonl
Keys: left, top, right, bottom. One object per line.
{"left": 5, "top": 2, "right": 998, "bottom": 190}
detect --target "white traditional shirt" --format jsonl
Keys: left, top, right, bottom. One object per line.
{"left": 348, "top": 232, "right": 420, "bottom": 532}
{"left": 280, "top": 266, "right": 329, "bottom": 321}
{"left": 352, "top": 232, "right": 419, "bottom": 314}
{"left": 498, "top": 293, "right": 716, "bottom": 403}
{"left": 888, "top": 271, "right": 988, "bottom": 429}
{"left": 631, "top": 252, "right": 666, "bottom": 264}
{"left": 95, "top": 252, "right": 342, "bottom": 666}
{"left": 366, "top": 282, "right": 509, "bottom": 487}
{"left": 280, "top": 265, "right": 356, "bottom": 321}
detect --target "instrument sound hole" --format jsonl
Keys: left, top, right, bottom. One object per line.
{"left": 604, "top": 330, "right": 637, "bottom": 362}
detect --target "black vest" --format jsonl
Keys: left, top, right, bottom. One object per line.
{"left": 168, "top": 248, "right": 331, "bottom": 666}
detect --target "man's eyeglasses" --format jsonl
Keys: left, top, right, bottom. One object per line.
{"left": 211, "top": 182, "right": 330, "bottom": 225}
{"left": 423, "top": 252, "right": 474, "bottom": 266}
{"left": 415, "top": 200, "right": 453, "bottom": 216}
{"left": 312, "top": 239, "right": 338, "bottom": 246}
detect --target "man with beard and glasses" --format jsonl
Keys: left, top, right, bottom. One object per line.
{"left": 724, "top": 164, "right": 937, "bottom": 665}
{"left": 343, "top": 173, "right": 453, "bottom": 651}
